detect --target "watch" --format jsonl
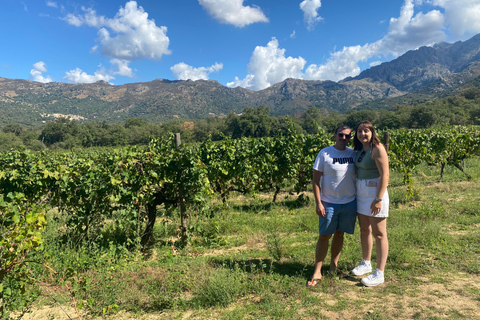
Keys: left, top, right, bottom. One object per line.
{"left": 375, "top": 197, "right": 382, "bottom": 201}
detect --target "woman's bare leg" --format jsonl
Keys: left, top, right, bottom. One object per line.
{"left": 358, "top": 214, "right": 373, "bottom": 261}
{"left": 370, "top": 217, "right": 388, "bottom": 271}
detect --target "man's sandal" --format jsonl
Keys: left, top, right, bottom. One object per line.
{"left": 306, "top": 278, "right": 322, "bottom": 287}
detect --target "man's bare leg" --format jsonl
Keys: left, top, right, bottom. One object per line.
{"left": 329, "top": 230, "right": 345, "bottom": 272}
{"left": 307, "top": 234, "right": 332, "bottom": 286}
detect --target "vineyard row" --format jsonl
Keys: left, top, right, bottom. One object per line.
{"left": 1, "top": 125, "right": 480, "bottom": 289}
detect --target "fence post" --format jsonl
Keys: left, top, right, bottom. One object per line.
{"left": 384, "top": 131, "right": 390, "bottom": 153}
{"left": 175, "top": 133, "right": 181, "bottom": 148}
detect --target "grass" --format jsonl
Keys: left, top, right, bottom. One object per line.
{"left": 13, "top": 157, "right": 480, "bottom": 319}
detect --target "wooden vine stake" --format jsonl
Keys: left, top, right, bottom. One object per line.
{"left": 1, "top": 277, "right": 3, "bottom": 318}
{"left": 175, "top": 133, "right": 188, "bottom": 247}
{"left": 383, "top": 131, "right": 390, "bottom": 153}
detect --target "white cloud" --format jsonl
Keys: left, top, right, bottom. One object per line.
{"left": 227, "top": 74, "right": 255, "bottom": 89}
{"left": 90, "top": 45, "right": 99, "bottom": 54}
{"left": 305, "top": 44, "right": 377, "bottom": 81}
{"left": 46, "top": 1, "right": 57, "bottom": 8}
{"left": 30, "top": 61, "right": 53, "bottom": 83}
{"left": 300, "top": 0, "right": 323, "bottom": 31}
{"left": 111, "top": 59, "right": 134, "bottom": 77}
{"left": 198, "top": 0, "right": 268, "bottom": 27}
{"left": 64, "top": 1, "right": 170, "bottom": 61}
{"left": 63, "top": 7, "right": 106, "bottom": 28}
{"left": 227, "top": 38, "right": 306, "bottom": 90}
{"left": 290, "top": 30, "right": 296, "bottom": 39}
{"left": 33, "top": 61, "right": 48, "bottom": 73}
{"left": 431, "top": 0, "right": 480, "bottom": 37}
{"left": 82, "top": 7, "right": 107, "bottom": 28}
{"left": 62, "top": 1, "right": 171, "bottom": 81}
{"left": 63, "top": 13, "right": 83, "bottom": 27}
{"left": 381, "top": 0, "right": 446, "bottom": 55}
{"left": 64, "top": 67, "right": 114, "bottom": 83}
{"left": 171, "top": 62, "right": 223, "bottom": 81}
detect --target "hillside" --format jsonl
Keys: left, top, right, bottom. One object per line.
{"left": 2, "top": 33, "right": 480, "bottom": 127}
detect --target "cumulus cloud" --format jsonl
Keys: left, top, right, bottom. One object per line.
{"left": 198, "top": 0, "right": 268, "bottom": 27}
{"left": 110, "top": 59, "right": 134, "bottom": 77}
{"left": 381, "top": 0, "right": 446, "bottom": 55}
{"left": 30, "top": 61, "right": 53, "bottom": 83}
{"left": 46, "top": 1, "right": 57, "bottom": 8}
{"left": 431, "top": 0, "right": 480, "bottom": 37}
{"left": 228, "top": 74, "right": 255, "bottom": 89}
{"left": 227, "top": 38, "right": 306, "bottom": 90}
{"left": 171, "top": 62, "right": 223, "bottom": 81}
{"left": 64, "top": 1, "right": 170, "bottom": 61}
{"left": 33, "top": 61, "right": 48, "bottom": 73}
{"left": 304, "top": 44, "right": 377, "bottom": 81}
{"left": 300, "top": 0, "right": 323, "bottom": 31}
{"left": 62, "top": 1, "right": 170, "bottom": 81}
{"left": 64, "top": 67, "right": 114, "bottom": 83}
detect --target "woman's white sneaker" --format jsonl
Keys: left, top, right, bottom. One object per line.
{"left": 351, "top": 259, "right": 372, "bottom": 276}
{"left": 361, "top": 269, "right": 384, "bottom": 287}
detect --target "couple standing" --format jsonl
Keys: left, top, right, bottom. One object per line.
{"left": 307, "top": 121, "right": 390, "bottom": 287}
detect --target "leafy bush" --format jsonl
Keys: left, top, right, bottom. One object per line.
{"left": 0, "top": 192, "right": 47, "bottom": 318}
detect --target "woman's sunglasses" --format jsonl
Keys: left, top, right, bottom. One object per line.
{"left": 358, "top": 150, "right": 366, "bottom": 162}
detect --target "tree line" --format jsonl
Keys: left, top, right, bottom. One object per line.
{"left": 1, "top": 86, "right": 479, "bottom": 151}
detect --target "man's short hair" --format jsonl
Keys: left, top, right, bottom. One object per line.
{"left": 335, "top": 125, "right": 351, "bottom": 134}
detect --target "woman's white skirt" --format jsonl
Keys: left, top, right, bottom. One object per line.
{"left": 356, "top": 178, "right": 389, "bottom": 218}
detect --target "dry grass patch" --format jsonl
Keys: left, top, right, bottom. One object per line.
{"left": 202, "top": 243, "right": 265, "bottom": 257}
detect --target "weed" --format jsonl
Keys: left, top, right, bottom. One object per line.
{"left": 266, "top": 233, "right": 284, "bottom": 261}
{"left": 190, "top": 221, "right": 227, "bottom": 248}
{"left": 363, "top": 310, "right": 384, "bottom": 320}
{"left": 458, "top": 204, "right": 480, "bottom": 216}
{"left": 193, "top": 268, "right": 245, "bottom": 307}
{"left": 418, "top": 199, "right": 446, "bottom": 219}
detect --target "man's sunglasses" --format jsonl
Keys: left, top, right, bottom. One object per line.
{"left": 337, "top": 133, "right": 351, "bottom": 139}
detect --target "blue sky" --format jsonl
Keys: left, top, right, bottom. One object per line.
{"left": 1, "top": 0, "right": 480, "bottom": 91}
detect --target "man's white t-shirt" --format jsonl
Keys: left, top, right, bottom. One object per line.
{"left": 312, "top": 145, "right": 356, "bottom": 204}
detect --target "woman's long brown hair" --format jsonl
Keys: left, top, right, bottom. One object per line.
{"left": 353, "top": 120, "right": 381, "bottom": 151}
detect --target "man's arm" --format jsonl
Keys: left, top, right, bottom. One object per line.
{"left": 312, "top": 169, "right": 325, "bottom": 217}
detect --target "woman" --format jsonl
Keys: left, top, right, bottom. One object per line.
{"left": 351, "top": 120, "right": 389, "bottom": 287}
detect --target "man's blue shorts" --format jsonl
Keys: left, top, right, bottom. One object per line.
{"left": 319, "top": 200, "right": 357, "bottom": 235}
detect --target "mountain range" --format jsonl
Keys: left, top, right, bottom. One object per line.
{"left": 2, "top": 33, "right": 480, "bottom": 127}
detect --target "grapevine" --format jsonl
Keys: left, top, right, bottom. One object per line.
{"left": 0, "top": 125, "right": 479, "bottom": 316}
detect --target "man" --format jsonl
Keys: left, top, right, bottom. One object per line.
{"left": 307, "top": 125, "right": 357, "bottom": 287}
